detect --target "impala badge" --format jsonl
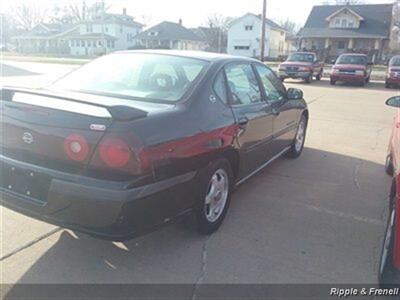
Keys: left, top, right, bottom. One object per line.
{"left": 22, "top": 132, "right": 33, "bottom": 144}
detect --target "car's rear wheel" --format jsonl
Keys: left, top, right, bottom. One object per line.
{"left": 287, "top": 115, "right": 307, "bottom": 159}
{"left": 330, "top": 78, "right": 336, "bottom": 85}
{"left": 195, "top": 158, "right": 233, "bottom": 235}
{"left": 316, "top": 71, "right": 322, "bottom": 81}
{"left": 386, "top": 82, "right": 391, "bottom": 89}
{"left": 305, "top": 75, "right": 312, "bottom": 84}
{"left": 386, "top": 154, "right": 394, "bottom": 176}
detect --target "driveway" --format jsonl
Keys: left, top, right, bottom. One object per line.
{"left": 0, "top": 63, "right": 399, "bottom": 287}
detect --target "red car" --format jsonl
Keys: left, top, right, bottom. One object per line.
{"left": 386, "top": 56, "right": 400, "bottom": 89}
{"left": 330, "top": 53, "right": 373, "bottom": 86}
{"left": 380, "top": 96, "right": 400, "bottom": 284}
{"left": 278, "top": 52, "right": 324, "bottom": 84}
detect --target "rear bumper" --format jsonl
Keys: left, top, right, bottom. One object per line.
{"left": 0, "top": 155, "right": 197, "bottom": 241}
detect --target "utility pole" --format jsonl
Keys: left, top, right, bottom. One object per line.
{"left": 260, "top": 0, "right": 267, "bottom": 61}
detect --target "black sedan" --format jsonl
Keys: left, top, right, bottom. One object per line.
{"left": 0, "top": 51, "right": 308, "bottom": 241}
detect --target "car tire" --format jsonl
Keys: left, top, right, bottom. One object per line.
{"left": 359, "top": 80, "right": 366, "bottom": 87}
{"left": 378, "top": 189, "right": 399, "bottom": 285}
{"left": 194, "top": 158, "right": 234, "bottom": 235}
{"left": 287, "top": 115, "right": 307, "bottom": 159}
{"left": 366, "top": 76, "right": 370, "bottom": 83}
{"left": 386, "top": 82, "right": 391, "bottom": 89}
{"left": 305, "top": 75, "right": 312, "bottom": 84}
{"left": 386, "top": 154, "right": 394, "bottom": 176}
{"left": 330, "top": 79, "right": 336, "bottom": 85}
{"left": 316, "top": 71, "right": 322, "bottom": 81}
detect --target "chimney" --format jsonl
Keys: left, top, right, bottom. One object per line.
{"left": 179, "top": 19, "right": 182, "bottom": 26}
{"left": 123, "top": 8, "right": 127, "bottom": 15}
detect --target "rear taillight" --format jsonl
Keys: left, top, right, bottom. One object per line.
{"left": 99, "top": 137, "right": 131, "bottom": 168}
{"left": 64, "top": 134, "right": 89, "bottom": 162}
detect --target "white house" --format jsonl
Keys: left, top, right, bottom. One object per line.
{"left": 68, "top": 9, "right": 143, "bottom": 56}
{"left": 227, "top": 13, "right": 287, "bottom": 59}
{"left": 13, "top": 9, "right": 143, "bottom": 57}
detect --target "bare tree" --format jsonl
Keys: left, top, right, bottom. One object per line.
{"left": 11, "top": 4, "right": 46, "bottom": 31}
{"left": 278, "top": 19, "right": 300, "bottom": 35}
{"left": 50, "top": 1, "right": 111, "bottom": 24}
{"left": 140, "top": 15, "right": 152, "bottom": 27}
{"left": 206, "top": 14, "right": 233, "bottom": 31}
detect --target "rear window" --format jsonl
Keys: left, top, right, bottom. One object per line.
{"left": 287, "top": 53, "right": 315, "bottom": 62}
{"left": 51, "top": 53, "right": 209, "bottom": 103}
{"left": 337, "top": 55, "right": 368, "bottom": 65}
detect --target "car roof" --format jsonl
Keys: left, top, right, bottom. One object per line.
{"left": 292, "top": 52, "right": 316, "bottom": 55}
{"left": 115, "top": 50, "right": 258, "bottom": 63}
{"left": 339, "top": 53, "right": 368, "bottom": 57}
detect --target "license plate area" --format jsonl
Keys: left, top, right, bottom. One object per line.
{"left": 0, "top": 162, "right": 51, "bottom": 203}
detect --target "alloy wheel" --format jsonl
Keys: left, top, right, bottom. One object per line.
{"left": 204, "top": 169, "right": 229, "bottom": 223}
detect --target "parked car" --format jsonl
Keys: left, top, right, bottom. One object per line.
{"left": 0, "top": 51, "right": 309, "bottom": 241}
{"left": 278, "top": 52, "right": 324, "bottom": 83}
{"left": 380, "top": 96, "right": 400, "bottom": 284}
{"left": 330, "top": 53, "right": 373, "bottom": 86}
{"left": 386, "top": 55, "right": 400, "bottom": 89}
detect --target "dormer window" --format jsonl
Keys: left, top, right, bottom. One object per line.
{"left": 148, "top": 31, "right": 158, "bottom": 36}
{"left": 245, "top": 25, "right": 253, "bottom": 31}
{"left": 341, "top": 19, "right": 347, "bottom": 28}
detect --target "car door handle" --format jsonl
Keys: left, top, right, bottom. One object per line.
{"left": 238, "top": 117, "right": 249, "bottom": 128}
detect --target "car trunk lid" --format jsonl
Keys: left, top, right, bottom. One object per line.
{"left": 0, "top": 87, "right": 173, "bottom": 176}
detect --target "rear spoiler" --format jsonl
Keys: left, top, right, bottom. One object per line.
{"left": 0, "top": 86, "right": 148, "bottom": 121}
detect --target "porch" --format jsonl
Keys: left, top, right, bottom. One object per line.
{"left": 298, "top": 37, "right": 389, "bottom": 63}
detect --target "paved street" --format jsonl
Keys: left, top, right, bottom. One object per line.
{"left": 0, "top": 61, "right": 399, "bottom": 285}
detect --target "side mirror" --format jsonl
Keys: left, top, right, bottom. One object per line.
{"left": 386, "top": 96, "right": 400, "bottom": 108}
{"left": 287, "top": 88, "right": 303, "bottom": 100}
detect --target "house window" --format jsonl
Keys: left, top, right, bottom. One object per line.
{"left": 335, "top": 19, "right": 341, "bottom": 27}
{"left": 81, "top": 40, "right": 85, "bottom": 47}
{"left": 245, "top": 25, "right": 253, "bottom": 31}
{"left": 341, "top": 19, "right": 347, "bottom": 28}
{"left": 338, "top": 41, "right": 346, "bottom": 49}
{"left": 234, "top": 46, "right": 250, "bottom": 50}
{"left": 111, "top": 41, "right": 115, "bottom": 48}
{"left": 149, "top": 31, "right": 158, "bottom": 36}
{"left": 348, "top": 21, "right": 354, "bottom": 28}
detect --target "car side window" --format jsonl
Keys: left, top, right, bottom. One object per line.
{"left": 225, "top": 63, "right": 262, "bottom": 106}
{"left": 213, "top": 71, "right": 228, "bottom": 104}
{"left": 254, "top": 64, "right": 286, "bottom": 103}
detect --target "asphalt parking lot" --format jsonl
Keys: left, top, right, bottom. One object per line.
{"left": 1, "top": 61, "right": 399, "bottom": 286}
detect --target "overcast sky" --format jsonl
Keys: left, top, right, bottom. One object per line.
{"left": 1, "top": 0, "right": 395, "bottom": 28}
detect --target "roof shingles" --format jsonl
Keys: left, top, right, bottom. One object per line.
{"left": 298, "top": 4, "right": 394, "bottom": 39}
{"left": 135, "top": 21, "right": 203, "bottom": 42}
